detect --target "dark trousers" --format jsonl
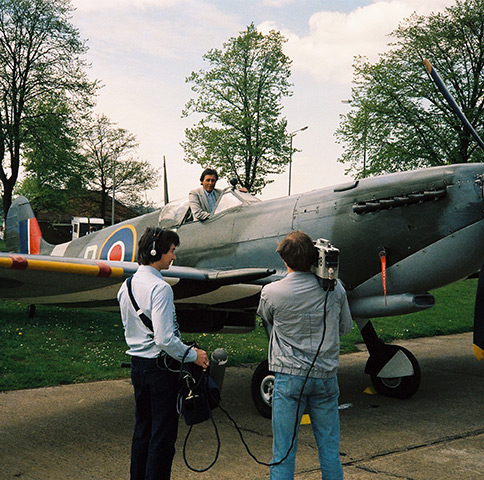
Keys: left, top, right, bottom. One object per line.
{"left": 130, "top": 356, "right": 179, "bottom": 480}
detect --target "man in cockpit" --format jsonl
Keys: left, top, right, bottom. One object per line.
{"left": 188, "top": 168, "right": 223, "bottom": 221}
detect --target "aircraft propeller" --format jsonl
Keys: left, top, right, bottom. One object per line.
{"left": 424, "top": 59, "right": 484, "bottom": 361}
{"left": 424, "top": 59, "right": 484, "bottom": 151}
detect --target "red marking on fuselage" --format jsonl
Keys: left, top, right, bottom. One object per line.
{"left": 10, "top": 255, "right": 28, "bottom": 270}
{"left": 95, "top": 261, "right": 112, "bottom": 278}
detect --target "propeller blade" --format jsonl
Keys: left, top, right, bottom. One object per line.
{"left": 425, "top": 59, "right": 484, "bottom": 360}
{"left": 424, "top": 59, "right": 484, "bottom": 152}
{"left": 474, "top": 263, "right": 484, "bottom": 361}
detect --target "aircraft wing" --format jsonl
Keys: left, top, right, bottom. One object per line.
{"left": 0, "top": 252, "right": 276, "bottom": 310}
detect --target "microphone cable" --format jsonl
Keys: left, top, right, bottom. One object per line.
{"left": 182, "top": 286, "right": 331, "bottom": 471}
{"left": 183, "top": 414, "right": 221, "bottom": 472}
{"left": 220, "top": 287, "right": 330, "bottom": 467}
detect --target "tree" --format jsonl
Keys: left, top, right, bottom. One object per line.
{"left": 82, "top": 114, "right": 159, "bottom": 222}
{"left": 336, "top": 0, "right": 484, "bottom": 178}
{"left": 0, "top": 0, "right": 97, "bottom": 217}
{"left": 182, "top": 23, "right": 293, "bottom": 194}
{"left": 17, "top": 99, "right": 90, "bottom": 214}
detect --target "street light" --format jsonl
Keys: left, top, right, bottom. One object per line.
{"left": 111, "top": 159, "right": 116, "bottom": 225}
{"left": 288, "top": 126, "right": 308, "bottom": 196}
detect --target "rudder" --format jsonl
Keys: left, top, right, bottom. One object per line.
{"left": 6, "top": 196, "right": 48, "bottom": 254}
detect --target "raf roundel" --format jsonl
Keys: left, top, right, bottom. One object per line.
{"left": 107, "top": 240, "right": 125, "bottom": 261}
{"left": 99, "top": 226, "right": 137, "bottom": 262}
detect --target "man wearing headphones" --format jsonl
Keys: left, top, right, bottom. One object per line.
{"left": 257, "top": 230, "right": 353, "bottom": 480}
{"left": 118, "top": 227, "right": 209, "bottom": 480}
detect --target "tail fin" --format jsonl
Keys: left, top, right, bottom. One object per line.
{"left": 5, "top": 196, "right": 51, "bottom": 254}
{"left": 163, "top": 156, "right": 169, "bottom": 204}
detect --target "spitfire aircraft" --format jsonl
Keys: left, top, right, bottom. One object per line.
{"left": 1, "top": 61, "right": 484, "bottom": 417}
{"left": 3, "top": 161, "right": 484, "bottom": 416}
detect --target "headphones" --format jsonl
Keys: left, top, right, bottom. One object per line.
{"left": 150, "top": 229, "right": 162, "bottom": 256}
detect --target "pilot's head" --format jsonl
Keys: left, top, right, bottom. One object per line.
{"left": 276, "top": 230, "right": 318, "bottom": 272}
{"left": 138, "top": 227, "right": 180, "bottom": 267}
{"left": 200, "top": 168, "right": 219, "bottom": 193}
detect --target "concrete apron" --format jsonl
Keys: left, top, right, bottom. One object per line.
{"left": 1, "top": 332, "right": 483, "bottom": 480}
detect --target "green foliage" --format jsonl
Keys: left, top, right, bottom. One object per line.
{"left": 0, "top": 0, "right": 98, "bottom": 216}
{"left": 336, "top": 0, "right": 484, "bottom": 178}
{"left": 17, "top": 100, "right": 91, "bottom": 214}
{"left": 182, "top": 23, "right": 293, "bottom": 193}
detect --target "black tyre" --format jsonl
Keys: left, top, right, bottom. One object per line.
{"left": 370, "top": 345, "right": 421, "bottom": 399}
{"left": 251, "top": 360, "right": 274, "bottom": 418}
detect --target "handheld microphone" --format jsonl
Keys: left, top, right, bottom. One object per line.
{"left": 209, "top": 348, "right": 228, "bottom": 392}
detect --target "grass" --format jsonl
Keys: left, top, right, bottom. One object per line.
{"left": 0, "top": 279, "right": 477, "bottom": 392}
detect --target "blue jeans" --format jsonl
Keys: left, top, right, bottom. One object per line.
{"left": 271, "top": 373, "right": 343, "bottom": 480}
{"left": 130, "top": 356, "right": 179, "bottom": 480}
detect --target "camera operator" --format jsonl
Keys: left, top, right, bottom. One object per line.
{"left": 118, "top": 227, "right": 209, "bottom": 480}
{"left": 257, "top": 230, "right": 353, "bottom": 480}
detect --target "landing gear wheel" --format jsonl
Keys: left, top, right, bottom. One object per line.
{"left": 251, "top": 360, "right": 274, "bottom": 418}
{"left": 370, "top": 345, "right": 421, "bottom": 399}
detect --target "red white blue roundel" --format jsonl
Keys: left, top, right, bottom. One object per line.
{"left": 99, "top": 225, "right": 137, "bottom": 262}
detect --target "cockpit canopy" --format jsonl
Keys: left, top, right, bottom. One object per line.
{"left": 158, "top": 187, "right": 260, "bottom": 229}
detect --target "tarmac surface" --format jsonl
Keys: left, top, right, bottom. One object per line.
{"left": 1, "top": 332, "right": 483, "bottom": 480}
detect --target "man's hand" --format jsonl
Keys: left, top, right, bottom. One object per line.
{"left": 193, "top": 347, "right": 209, "bottom": 369}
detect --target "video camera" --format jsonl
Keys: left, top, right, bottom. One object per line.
{"left": 311, "top": 238, "right": 339, "bottom": 291}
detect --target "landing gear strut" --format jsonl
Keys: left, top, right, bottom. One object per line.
{"left": 360, "top": 320, "right": 421, "bottom": 399}
{"left": 27, "top": 304, "right": 36, "bottom": 318}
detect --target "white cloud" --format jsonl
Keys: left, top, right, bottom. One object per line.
{"left": 262, "top": 0, "right": 295, "bottom": 7}
{"left": 74, "top": 0, "right": 240, "bottom": 62}
{"left": 72, "top": 0, "right": 178, "bottom": 12}
{"left": 260, "top": 0, "right": 451, "bottom": 84}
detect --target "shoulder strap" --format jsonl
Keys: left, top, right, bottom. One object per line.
{"left": 127, "top": 275, "right": 154, "bottom": 332}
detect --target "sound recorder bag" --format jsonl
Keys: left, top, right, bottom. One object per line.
{"left": 126, "top": 275, "right": 220, "bottom": 425}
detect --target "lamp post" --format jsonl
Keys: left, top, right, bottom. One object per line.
{"left": 288, "top": 126, "right": 308, "bottom": 196}
{"left": 111, "top": 160, "right": 116, "bottom": 225}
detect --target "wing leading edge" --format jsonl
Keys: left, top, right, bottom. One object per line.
{"left": 0, "top": 252, "right": 276, "bottom": 310}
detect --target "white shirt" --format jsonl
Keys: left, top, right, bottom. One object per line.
{"left": 117, "top": 264, "right": 197, "bottom": 362}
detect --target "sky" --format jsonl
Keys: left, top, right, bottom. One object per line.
{"left": 70, "top": 0, "right": 453, "bottom": 205}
